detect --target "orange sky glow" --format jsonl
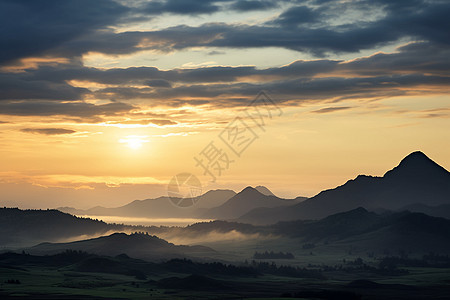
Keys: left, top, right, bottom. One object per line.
{"left": 0, "top": 0, "right": 449, "bottom": 209}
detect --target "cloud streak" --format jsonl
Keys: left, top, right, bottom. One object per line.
{"left": 312, "top": 107, "right": 353, "bottom": 114}
{"left": 20, "top": 128, "right": 77, "bottom": 135}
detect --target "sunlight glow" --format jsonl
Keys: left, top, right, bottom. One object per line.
{"left": 119, "top": 136, "right": 149, "bottom": 149}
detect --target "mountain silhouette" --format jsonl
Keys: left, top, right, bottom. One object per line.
{"left": 399, "top": 203, "right": 450, "bottom": 219}
{"left": 202, "top": 186, "right": 304, "bottom": 220}
{"left": 4, "top": 206, "right": 450, "bottom": 259}
{"left": 0, "top": 208, "right": 121, "bottom": 247}
{"left": 271, "top": 207, "right": 450, "bottom": 253}
{"left": 384, "top": 151, "right": 449, "bottom": 180}
{"left": 255, "top": 185, "right": 275, "bottom": 196}
{"left": 239, "top": 151, "right": 450, "bottom": 224}
{"left": 59, "top": 189, "right": 236, "bottom": 218}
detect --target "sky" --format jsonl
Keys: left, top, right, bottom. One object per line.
{"left": 0, "top": 0, "right": 449, "bottom": 209}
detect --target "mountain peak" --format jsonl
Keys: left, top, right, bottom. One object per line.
{"left": 255, "top": 186, "right": 275, "bottom": 196}
{"left": 240, "top": 186, "right": 262, "bottom": 195}
{"left": 384, "top": 151, "right": 449, "bottom": 179}
{"left": 400, "top": 151, "right": 432, "bottom": 165}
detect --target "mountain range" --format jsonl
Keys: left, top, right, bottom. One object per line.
{"left": 58, "top": 151, "right": 450, "bottom": 225}
{"left": 2, "top": 150, "right": 449, "bottom": 259}
{"left": 58, "top": 186, "right": 306, "bottom": 221}
{"left": 59, "top": 189, "right": 237, "bottom": 218}
{"left": 238, "top": 151, "right": 450, "bottom": 224}
{"left": 3, "top": 206, "right": 450, "bottom": 258}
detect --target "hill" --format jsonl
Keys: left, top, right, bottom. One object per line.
{"left": 186, "top": 207, "right": 450, "bottom": 254}
{"left": 399, "top": 203, "right": 450, "bottom": 219}
{"left": 27, "top": 232, "right": 215, "bottom": 261}
{"left": 272, "top": 207, "right": 450, "bottom": 253}
{"left": 0, "top": 208, "right": 123, "bottom": 247}
{"left": 2, "top": 206, "right": 450, "bottom": 261}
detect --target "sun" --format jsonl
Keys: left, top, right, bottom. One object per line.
{"left": 119, "top": 136, "right": 149, "bottom": 150}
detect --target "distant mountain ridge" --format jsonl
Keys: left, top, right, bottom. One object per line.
{"left": 59, "top": 189, "right": 236, "bottom": 218}
{"left": 239, "top": 151, "right": 450, "bottom": 224}
{"left": 255, "top": 186, "right": 275, "bottom": 196}
{"left": 59, "top": 186, "right": 308, "bottom": 221}
{"left": 202, "top": 186, "right": 306, "bottom": 220}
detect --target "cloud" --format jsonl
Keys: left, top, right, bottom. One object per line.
{"left": 0, "top": 41, "right": 447, "bottom": 117}
{"left": 207, "top": 50, "right": 225, "bottom": 55}
{"left": 26, "top": 60, "right": 338, "bottom": 86}
{"left": 311, "top": 107, "right": 353, "bottom": 114}
{"left": 0, "top": 73, "right": 88, "bottom": 101}
{"left": 341, "top": 42, "right": 450, "bottom": 76}
{"left": 0, "top": 40, "right": 447, "bottom": 119}
{"left": 271, "top": 5, "right": 321, "bottom": 27}
{"left": 1, "top": 0, "right": 449, "bottom": 64}
{"left": 20, "top": 128, "right": 77, "bottom": 135}
{"left": 141, "top": 0, "right": 278, "bottom": 15}
{"left": 0, "top": 0, "right": 448, "bottom": 70}
{"left": 110, "top": 119, "right": 178, "bottom": 126}
{"left": 417, "top": 108, "right": 450, "bottom": 119}
{"left": 0, "top": 101, "right": 135, "bottom": 119}
{"left": 61, "top": 1, "right": 450, "bottom": 56}
{"left": 146, "top": 119, "right": 178, "bottom": 126}
{"left": 230, "top": 0, "right": 278, "bottom": 11}
{"left": 145, "top": 79, "right": 173, "bottom": 88}
{"left": 88, "top": 73, "right": 450, "bottom": 107}
{"left": 0, "top": 0, "right": 129, "bottom": 64}
{"left": 142, "top": 0, "right": 222, "bottom": 15}
{"left": 0, "top": 1, "right": 449, "bottom": 119}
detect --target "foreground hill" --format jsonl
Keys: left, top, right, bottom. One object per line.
{"left": 59, "top": 189, "right": 236, "bottom": 218}
{"left": 27, "top": 232, "right": 215, "bottom": 261}
{"left": 272, "top": 207, "right": 450, "bottom": 254}
{"left": 202, "top": 187, "right": 306, "bottom": 219}
{"left": 169, "top": 208, "right": 450, "bottom": 255}
{"left": 398, "top": 203, "right": 450, "bottom": 219}
{"left": 239, "top": 151, "right": 450, "bottom": 224}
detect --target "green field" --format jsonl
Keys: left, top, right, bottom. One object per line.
{"left": 1, "top": 251, "right": 449, "bottom": 300}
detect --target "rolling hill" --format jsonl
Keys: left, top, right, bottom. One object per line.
{"left": 27, "top": 232, "right": 215, "bottom": 261}
{"left": 273, "top": 207, "right": 450, "bottom": 252}
{"left": 399, "top": 203, "right": 450, "bottom": 219}
{"left": 2, "top": 206, "right": 450, "bottom": 260}
{"left": 0, "top": 208, "right": 123, "bottom": 247}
